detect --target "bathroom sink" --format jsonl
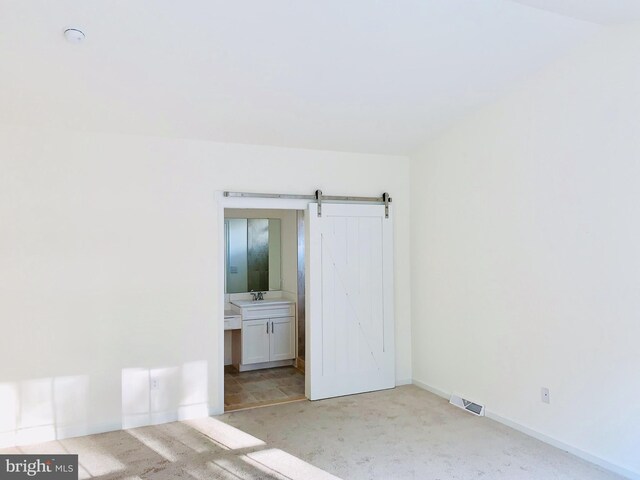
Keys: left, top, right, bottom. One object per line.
{"left": 231, "top": 299, "right": 293, "bottom": 308}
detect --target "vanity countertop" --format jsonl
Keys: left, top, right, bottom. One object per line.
{"left": 231, "top": 299, "right": 294, "bottom": 308}
{"left": 224, "top": 309, "right": 241, "bottom": 318}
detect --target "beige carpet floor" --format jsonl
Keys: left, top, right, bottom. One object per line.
{"left": 0, "top": 385, "right": 625, "bottom": 480}
{"left": 222, "top": 385, "right": 625, "bottom": 479}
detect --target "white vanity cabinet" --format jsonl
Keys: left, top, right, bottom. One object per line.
{"left": 232, "top": 300, "right": 295, "bottom": 371}
{"left": 269, "top": 316, "right": 295, "bottom": 361}
{"left": 242, "top": 318, "right": 271, "bottom": 364}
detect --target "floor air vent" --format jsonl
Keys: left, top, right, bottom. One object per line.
{"left": 450, "top": 394, "right": 485, "bottom": 416}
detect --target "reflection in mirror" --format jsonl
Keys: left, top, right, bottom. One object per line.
{"left": 225, "top": 218, "right": 281, "bottom": 293}
{"left": 247, "top": 219, "right": 269, "bottom": 291}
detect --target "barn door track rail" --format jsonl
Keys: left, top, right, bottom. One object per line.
{"left": 223, "top": 190, "right": 392, "bottom": 218}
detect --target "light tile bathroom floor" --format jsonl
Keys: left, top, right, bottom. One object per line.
{"left": 224, "top": 366, "right": 306, "bottom": 411}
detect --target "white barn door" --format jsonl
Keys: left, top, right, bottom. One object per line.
{"left": 307, "top": 203, "right": 395, "bottom": 400}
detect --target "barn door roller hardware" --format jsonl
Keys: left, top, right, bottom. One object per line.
{"left": 316, "top": 189, "right": 323, "bottom": 217}
{"left": 223, "top": 190, "right": 392, "bottom": 218}
{"left": 383, "top": 192, "right": 390, "bottom": 219}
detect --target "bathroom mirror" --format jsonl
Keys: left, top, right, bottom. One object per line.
{"left": 225, "top": 218, "right": 282, "bottom": 293}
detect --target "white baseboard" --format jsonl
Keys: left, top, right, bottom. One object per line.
{"left": 238, "top": 359, "right": 294, "bottom": 372}
{"left": 485, "top": 411, "right": 639, "bottom": 480}
{"left": 178, "top": 403, "right": 209, "bottom": 420}
{"left": 210, "top": 405, "right": 225, "bottom": 416}
{"left": 395, "top": 378, "right": 413, "bottom": 386}
{"left": 412, "top": 379, "right": 639, "bottom": 480}
{"left": 0, "top": 421, "right": 122, "bottom": 449}
{"left": 412, "top": 379, "right": 449, "bottom": 399}
{"left": 0, "top": 405, "right": 213, "bottom": 450}
{"left": 56, "top": 422, "right": 122, "bottom": 442}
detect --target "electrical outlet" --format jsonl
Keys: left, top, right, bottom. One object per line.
{"left": 151, "top": 378, "right": 160, "bottom": 390}
{"left": 541, "top": 387, "right": 550, "bottom": 404}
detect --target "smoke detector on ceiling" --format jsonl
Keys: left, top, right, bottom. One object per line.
{"left": 64, "top": 28, "right": 86, "bottom": 44}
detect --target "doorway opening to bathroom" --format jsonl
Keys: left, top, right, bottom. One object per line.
{"left": 222, "top": 207, "right": 306, "bottom": 412}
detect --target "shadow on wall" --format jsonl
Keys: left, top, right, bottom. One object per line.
{"left": 121, "top": 360, "right": 209, "bottom": 429}
{"left": 0, "top": 375, "right": 90, "bottom": 448}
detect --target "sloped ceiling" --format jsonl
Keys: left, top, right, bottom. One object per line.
{"left": 0, "top": 0, "right": 608, "bottom": 154}
{"left": 509, "top": 0, "right": 640, "bottom": 25}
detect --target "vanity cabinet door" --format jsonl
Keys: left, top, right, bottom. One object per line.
{"left": 269, "top": 316, "right": 295, "bottom": 361}
{"left": 242, "top": 319, "right": 270, "bottom": 365}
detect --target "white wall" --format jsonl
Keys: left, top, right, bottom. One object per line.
{"left": 0, "top": 126, "right": 412, "bottom": 446}
{"left": 411, "top": 23, "right": 640, "bottom": 478}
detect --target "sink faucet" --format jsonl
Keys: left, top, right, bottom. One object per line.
{"left": 250, "top": 291, "right": 265, "bottom": 301}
